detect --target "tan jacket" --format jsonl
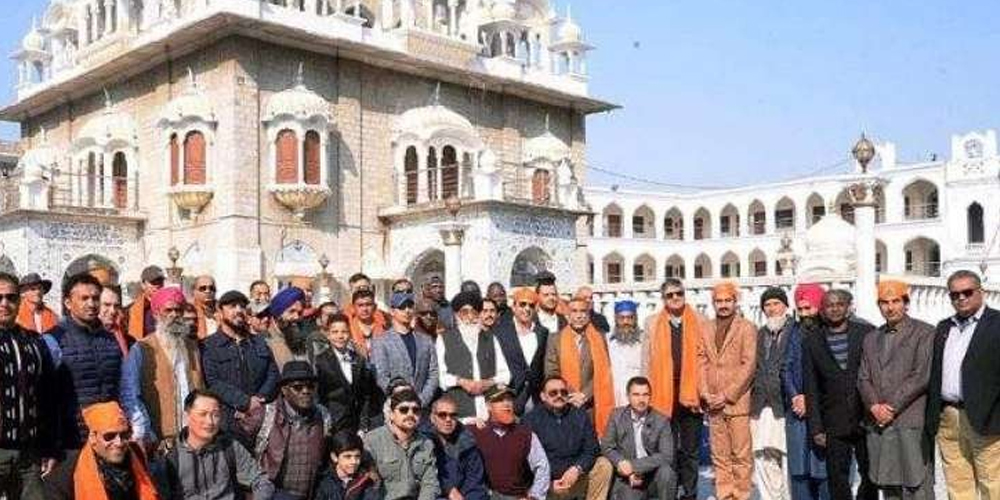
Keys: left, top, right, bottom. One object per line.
{"left": 698, "top": 315, "right": 758, "bottom": 416}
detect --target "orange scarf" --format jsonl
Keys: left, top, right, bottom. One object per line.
{"left": 558, "top": 324, "right": 614, "bottom": 437}
{"left": 649, "top": 306, "right": 702, "bottom": 417}
{"left": 127, "top": 294, "right": 149, "bottom": 340}
{"left": 16, "top": 302, "right": 58, "bottom": 334}
{"left": 74, "top": 443, "right": 160, "bottom": 500}
{"left": 350, "top": 313, "right": 386, "bottom": 358}
{"left": 194, "top": 301, "right": 214, "bottom": 339}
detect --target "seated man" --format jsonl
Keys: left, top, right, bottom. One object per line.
{"left": 44, "top": 402, "right": 159, "bottom": 500}
{"left": 421, "top": 395, "right": 488, "bottom": 500}
{"left": 600, "top": 377, "right": 676, "bottom": 500}
{"left": 524, "top": 376, "right": 613, "bottom": 500}
{"left": 364, "top": 389, "right": 440, "bottom": 500}
{"left": 469, "top": 385, "right": 550, "bottom": 500}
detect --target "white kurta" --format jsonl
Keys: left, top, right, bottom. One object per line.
{"left": 607, "top": 336, "right": 645, "bottom": 406}
{"left": 436, "top": 330, "right": 512, "bottom": 420}
{"left": 751, "top": 406, "right": 789, "bottom": 500}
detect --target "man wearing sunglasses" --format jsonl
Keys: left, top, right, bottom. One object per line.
{"left": 245, "top": 361, "right": 332, "bottom": 499}
{"left": 421, "top": 395, "right": 488, "bottom": 500}
{"left": 364, "top": 389, "right": 440, "bottom": 500}
{"left": 415, "top": 298, "right": 443, "bottom": 338}
{"left": 44, "top": 401, "right": 158, "bottom": 500}
{"left": 126, "top": 265, "right": 165, "bottom": 340}
{"left": 493, "top": 287, "right": 549, "bottom": 415}
{"left": 926, "top": 269, "right": 1000, "bottom": 500}
{"left": 0, "top": 272, "right": 57, "bottom": 499}
{"left": 371, "top": 292, "right": 440, "bottom": 406}
{"left": 191, "top": 275, "right": 218, "bottom": 339}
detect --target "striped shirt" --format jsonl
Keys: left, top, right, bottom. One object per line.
{"left": 826, "top": 333, "right": 850, "bottom": 370}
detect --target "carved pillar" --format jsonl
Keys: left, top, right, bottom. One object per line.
{"left": 848, "top": 175, "right": 885, "bottom": 323}
{"left": 447, "top": 0, "right": 457, "bottom": 37}
{"left": 438, "top": 223, "right": 468, "bottom": 299}
{"left": 416, "top": 148, "right": 428, "bottom": 203}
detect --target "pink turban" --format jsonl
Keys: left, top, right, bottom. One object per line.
{"left": 150, "top": 286, "right": 186, "bottom": 316}
{"left": 794, "top": 283, "right": 826, "bottom": 309}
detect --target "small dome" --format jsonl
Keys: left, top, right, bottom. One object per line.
{"left": 557, "top": 10, "right": 582, "bottom": 42}
{"left": 524, "top": 130, "right": 570, "bottom": 163}
{"left": 22, "top": 26, "right": 45, "bottom": 53}
{"left": 489, "top": 0, "right": 517, "bottom": 20}
{"left": 799, "top": 212, "right": 857, "bottom": 278}
{"left": 77, "top": 107, "right": 138, "bottom": 148}
{"left": 395, "top": 103, "right": 481, "bottom": 146}
{"left": 264, "top": 80, "right": 329, "bottom": 123}
{"left": 160, "top": 73, "right": 215, "bottom": 125}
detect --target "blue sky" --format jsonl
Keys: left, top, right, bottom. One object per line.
{"left": 2, "top": 1, "right": 998, "bottom": 187}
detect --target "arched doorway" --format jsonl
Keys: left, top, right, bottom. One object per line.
{"left": 510, "top": 247, "right": 552, "bottom": 287}
{"left": 409, "top": 249, "right": 446, "bottom": 290}
{"left": 64, "top": 254, "right": 119, "bottom": 285}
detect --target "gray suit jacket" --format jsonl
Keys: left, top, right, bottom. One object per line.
{"left": 600, "top": 406, "right": 674, "bottom": 475}
{"left": 858, "top": 316, "right": 935, "bottom": 429}
{"left": 370, "top": 329, "right": 439, "bottom": 406}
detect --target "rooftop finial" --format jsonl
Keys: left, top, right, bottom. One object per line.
{"left": 103, "top": 88, "right": 112, "bottom": 110}
{"left": 566, "top": 4, "right": 572, "bottom": 22}
{"left": 186, "top": 67, "right": 196, "bottom": 89}
{"left": 296, "top": 62, "right": 305, "bottom": 87}
{"left": 432, "top": 82, "right": 441, "bottom": 106}
{"left": 39, "top": 125, "right": 47, "bottom": 144}
{"left": 544, "top": 113, "right": 550, "bottom": 133}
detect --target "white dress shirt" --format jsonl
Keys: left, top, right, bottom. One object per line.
{"left": 941, "top": 304, "right": 985, "bottom": 403}
{"left": 515, "top": 321, "right": 540, "bottom": 364}
{"left": 336, "top": 348, "right": 354, "bottom": 385}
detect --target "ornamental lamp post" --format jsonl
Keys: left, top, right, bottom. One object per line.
{"left": 848, "top": 133, "right": 883, "bottom": 323}
{"left": 852, "top": 133, "right": 875, "bottom": 173}
{"left": 439, "top": 194, "right": 466, "bottom": 297}
{"left": 166, "top": 246, "right": 184, "bottom": 284}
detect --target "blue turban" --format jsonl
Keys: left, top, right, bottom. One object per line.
{"left": 614, "top": 300, "right": 638, "bottom": 315}
{"left": 263, "top": 286, "right": 305, "bottom": 318}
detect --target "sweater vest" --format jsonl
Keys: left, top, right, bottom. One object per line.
{"left": 138, "top": 335, "right": 203, "bottom": 440}
{"left": 470, "top": 424, "right": 532, "bottom": 496}
{"left": 441, "top": 329, "right": 497, "bottom": 417}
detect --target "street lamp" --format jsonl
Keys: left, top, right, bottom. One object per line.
{"left": 852, "top": 133, "right": 876, "bottom": 173}
{"left": 166, "top": 246, "right": 184, "bottom": 284}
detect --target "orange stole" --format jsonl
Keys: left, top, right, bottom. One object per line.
{"left": 194, "top": 302, "right": 213, "bottom": 339}
{"left": 15, "top": 303, "right": 58, "bottom": 334}
{"left": 74, "top": 442, "right": 160, "bottom": 500}
{"left": 558, "top": 324, "right": 614, "bottom": 437}
{"left": 127, "top": 294, "right": 149, "bottom": 340}
{"left": 649, "top": 306, "right": 702, "bottom": 418}
{"left": 350, "top": 314, "right": 386, "bottom": 358}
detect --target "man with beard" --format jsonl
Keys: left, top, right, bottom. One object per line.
{"left": 126, "top": 266, "right": 165, "bottom": 340}
{"left": 486, "top": 282, "right": 511, "bottom": 323}
{"left": 120, "top": 286, "right": 204, "bottom": 452}
{"left": 535, "top": 272, "right": 566, "bottom": 336}
{"left": 44, "top": 402, "right": 159, "bottom": 500}
{"left": 544, "top": 298, "right": 615, "bottom": 436}
{"left": 315, "top": 313, "right": 378, "bottom": 434}
{"left": 750, "top": 287, "right": 794, "bottom": 500}
{"left": 371, "top": 292, "right": 440, "bottom": 406}
{"left": 191, "top": 275, "right": 217, "bottom": 339}
{"left": 349, "top": 289, "right": 386, "bottom": 358}
{"left": 16, "top": 273, "right": 58, "bottom": 334}
{"left": 364, "top": 389, "right": 440, "bottom": 500}
{"left": 784, "top": 284, "right": 828, "bottom": 500}
{"left": 493, "top": 287, "right": 549, "bottom": 415}
{"left": 201, "top": 290, "right": 280, "bottom": 446}
{"left": 481, "top": 298, "right": 500, "bottom": 332}
{"left": 415, "top": 298, "right": 443, "bottom": 338}
{"left": 245, "top": 361, "right": 332, "bottom": 499}
{"left": 858, "top": 281, "right": 934, "bottom": 500}
{"left": 608, "top": 300, "right": 646, "bottom": 406}
{"left": 698, "top": 281, "right": 757, "bottom": 500}
{"left": 250, "top": 279, "right": 271, "bottom": 306}
{"left": 420, "top": 395, "right": 488, "bottom": 500}
{"left": 803, "top": 289, "right": 877, "bottom": 500}
{"left": 470, "top": 385, "right": 550, "bottom": 500}
{"left": 436, "top": 291, "right": 511, "bottom": 420}
{"left": 261, "top": 286, "right": 311, "bottom": 369}
{"left": 642, "top": 279, "right": 705, "bottom": 500}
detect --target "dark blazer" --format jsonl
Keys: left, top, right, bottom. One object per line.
{"left": 926, "top": 307, "right": 1000, "bottom": 439}
{"left": 600, "top": 407, "right": 673, "bottom": 473}
{"left": 493, "top": 316, "right": 549, "bottom": 414}
{"left": 200, "top": 331, "right": 280, "bottom": 433}
{"left": 752, "top": 321, "right": 793, "bottom": 418}
{"left": 315, "top": 347, "right": 378, "bottom": 433}
{"left": 802, "top": 320, "right": 869, "bottom": 438}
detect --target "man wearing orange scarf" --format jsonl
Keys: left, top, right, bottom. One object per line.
{"left": 699, "top": 282, "right": 758, "bottom": 500}
{"left": 642, "top": 278, "right": 705, "bottom": 500}
{"left": 543, "top": 298, "right": 615, "bottom": 437}
{"left": 44, "top": 401, "right": 159, "bottom": 500}
{"left": 15, "top": 273, "right": 58, "bottom": 334}
{"left": 348, "top": 288, "right": 386, "bottom": 358}
{"left": 126, "top": 266, "right": 165, "bottom": 340}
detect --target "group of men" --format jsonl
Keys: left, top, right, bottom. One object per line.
{"left": 0, "top": 261, "right": 996, "bottom": 500}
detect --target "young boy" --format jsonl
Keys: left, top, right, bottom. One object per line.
{"left": 314, "top": 431, "right": 380, "bottom": 500}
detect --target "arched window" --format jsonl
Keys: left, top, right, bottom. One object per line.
{"left": 275, "top": 129, "right": 298, "bottom": 184}
{"left": 405, "top": 146, "right": 418, "bottom": 205}
{"left": 442, "top": 145, "right": 458, "bottom": 199}
{"left": 968, "top": 203, "right": 985, "bottom": 244}
{"left": 169, "top": 133, "right": 179, "bottom": 186}
{"left": 304, "top": 130, "right": 321, "bottom": 185}
{"left": 531, "top": 169, "right": 551, "bottom": 204}
{"left": 112, "top": 152, "right": 127, "bottom": 209}
{"left": 183, "top": 131, "right": 206, "bottom": 185}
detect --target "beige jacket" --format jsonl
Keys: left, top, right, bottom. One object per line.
{"left": 698, "top": 315, "right": 758, "bottom": 416}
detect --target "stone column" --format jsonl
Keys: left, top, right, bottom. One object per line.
{"left": 438, "top": 223, "right": 468, "bottom": 298}
{"left": 416, "top": 149, "right": 428, "bottom": 203}
{"left": 848, "top": 175, "right": 885, "bottom": 323}
{"left": 447, "top": 0, "right": 457, "bottom": 37}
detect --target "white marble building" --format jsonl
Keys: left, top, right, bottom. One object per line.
{"left": 0, "top": 0, "right": 611, "bottom": 302}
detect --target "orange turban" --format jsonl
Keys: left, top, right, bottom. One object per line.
{"left": 877, "top": 280, "right": 909, "bottom": 301}
{"left": 712, "top": 281, "right": 739, "bottom": 300}
{"left": 82, "top": 402, "right": 129, "bottom": 432}
{"left": 290, "top": 276, "right": 314, "bottom": 292}
{"left": 511, "top": 287, "right": 537, "bottom": 304}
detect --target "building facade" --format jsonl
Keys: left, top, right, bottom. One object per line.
{"left": 1, "top": 0, "right": 613, "bottom": 301}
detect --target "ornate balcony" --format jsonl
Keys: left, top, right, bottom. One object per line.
{"left": 267, "top": 182, "right": 331, "bottom": 219}
{"left": 168, "top": 184, "right": 214, "bottom": 214}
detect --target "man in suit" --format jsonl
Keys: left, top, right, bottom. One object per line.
{"left": 493, "top": 287, "right": 549, "bottom": 415}
{"left": 698, "top": 281, "right": 757, "bottom": 500}
{"left": 535, "top": 271, "right": 567, "bottom": 335}
{"left": 803, "top": 289, "right": 877, "bottom": 500}
{"left": 858, "top": 281, "right": 935, "bottom": 500}
{"left": 370, "top": 291, "right": 439, "bottom": 406}
{"left": 600, "top": 376, "right": 676, "bottom": 500}
{"left": 315, "top": 312, "right": 377, "bottom": 434}
{"left": 925, "top": 269, "right": 1000, "bottom": 500}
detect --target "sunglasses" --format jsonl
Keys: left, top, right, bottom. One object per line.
{"left": 664, "top": 291, "right": 685, "bottom": 299}
{"left": 949, "top": 288, "right": 978, "bottom": 302}
{"left": 0, "top": 293, "right": 19, "bottom": 303}
{"left": 100, "top": 430, "right": 132, "bottom": 444}
{"left": 395, "top": 405, "right": 421, "bottom": 415}
{"left": 287, "top": 382, "right": 315, "bottom": 392}
{"left": 516, "top": 302, "right": 536, "bottom": 308}
{"left": 546, "top": 388, "right": 569, "bottom": 397}
{"left": 434, "top": 411, "right": 458, "bottom": 420}
{"left": 198, "top": 285, "right": 217, "bottom": 292}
